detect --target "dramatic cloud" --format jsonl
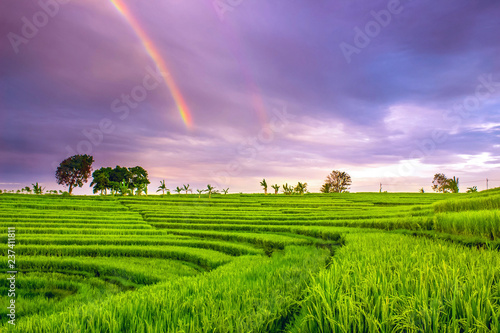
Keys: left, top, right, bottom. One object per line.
{"left": 1, "top": 0, "right": 499, "bottom": 193}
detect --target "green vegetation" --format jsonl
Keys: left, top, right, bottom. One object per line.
{"left": 0, "top": 188, "right": 499, "bottom": 332}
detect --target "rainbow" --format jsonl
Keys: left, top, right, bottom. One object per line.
{"left": 109, "top": 0, "right": 193, "bottom": 128}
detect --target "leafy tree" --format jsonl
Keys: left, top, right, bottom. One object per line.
{"left": 260, "top": 179, "right": 268, "bottom": 195}
{"left": 206, "top": 184, "right": 216, "bottom": 199}
{"left": 222, "top": 188, "right": 229, "bottom": 195}
{"left": 282, "top": 183, "right": 294, "bottom": 195}
{"left": 294, "top": 182, "right": 308, "bottom": 195}
{"left": 432, "top": 173, "right": 450, "bottom": 193}
{"left": 135, "top": 184, "right": 148, "bottom": 196}
{"left": 90, "top": 167, "right": 112, "bottom": 195}
{"left": 419, "top": 188, "right": 425, "bottom": 193}
{"left": 196, "top": 189, "right": 206, "bottom": 198}
{"left": 467, "top": 186, "right": 478, "bottom": 193}
{"left": 55, "top": 154, "right": 94, "bottom": 195}
{"left": 109, "top": 166, "right": 132, "bottom": 195}
{"left": 118, "top": 180, "right": 132, "bottom": 196}
{"left": 23, "top": 186, "right": 32, "bottom": 194}
{"left": 183, "top": 184, "right": 191, "bottom": 195}
{"left": 129, "top": 166, "right": 150, "bottom": 195}
{"left": 271, "top": 184, "right": 280, "bottom": 195}
{"left": 320, "top": 183, "right": 332, "bottom": 193}
{"left": 444, "top": 176, "right": 459, "bottom": 193}
{"left": 32, "top": 182, "right": 45, "bottom": 195}
{"left": 157, "top": 180, "right": 169, "bottom": 195}
{"left": 323, "top": 170, "right": 352, "bottom": 193}
{"left": 174, "top": 187, "right": 183, "bottom": 195}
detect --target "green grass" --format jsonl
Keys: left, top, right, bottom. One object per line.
{"left": 1, "top": 190, "right": 499, "bottom": 332}
{"left": 289, "top": 233, "right": 500, "bottom": 332}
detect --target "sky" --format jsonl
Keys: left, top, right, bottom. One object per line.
{"left": 1, "top": 0, "right": 499, "bottom": 194}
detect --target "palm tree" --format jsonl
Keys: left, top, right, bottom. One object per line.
{"left": 196, "top": 189, "right": 206, "bottom": 198}
{"left": 260, "top": 179, "right": 268, "bottom": 195}
{"left": 445, "top": 176, "right": 459, "bottom": 193}
{"left": 157, "top": 180, "right": 169, "bottom": 195}
{"left": 183, "top": 184, "right": 191, "bottom": 195}
{"left": 282, "top": 183, "right": 293, "bottom": 195}
{"left": 136, "top": 184, "right": 148, "bottom": 196}
{"left": 174, "top": 186, "right": 183, "bottom": 195}
{"left": 118, "top": 180, "right": 131, "bottom": 196}
{"left": 222, "top": 188, "right": 229, "bottom": 195}
{"left": 32, "top": 183, "right": 45, "bottom": 195}
{"left": 271, "top": 184, "right": 280, "bottom": 195}
{"left": 206, "top": 184, "right": 216, "bottom": 199}
{"left": 294, "top": 182, "right": 308, "bottom": 195}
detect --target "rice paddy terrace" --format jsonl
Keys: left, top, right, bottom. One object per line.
{"left": 1, "top": 189, "right": 500, "bottom": 332}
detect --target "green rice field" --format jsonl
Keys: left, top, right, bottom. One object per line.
{"left": 1, "top": 189, "right": 500, "bottom": 332}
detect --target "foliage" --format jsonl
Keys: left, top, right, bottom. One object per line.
{"left": 282, "top": 183, "right": 294, "bottom": 195}
{"left": 156, "top": 180, "right": 169, "bottom": 195}
{"left": 271, "top": 184, "right": 280, "bottom": 195}
{"left": 320, "top": 183, "right": 331, "bottom": 193}
{"left": 118, "top": 180, "right": 132, "bottom": 196}
{"left": 206, "top": 184, "right": 216, "bottom": 198}
{"left": 260, "top": 179, "right": 268, "bottom": 195}
{"left": 294, "top": 182, "right": 308, "bottom": 195}
{"left": 55, "top": 155, "right": 94, "bottom": 195}
{"left": 222, "top": 188, "right": 229, "bottom": 195}
{"left": 444, "top": 176, "right": 459, "bottom": 193}
{"left": 90, "top": 167, "right": 112, "bottom": 195}
{"left": 322, "top": 170, "right": 352, "bottom": 193}
{"left": 467, "top": 186, "right": 478, "bottom": 193}
{"left": 183, "top": 184, "right": 190, "bottom": 195}
{"left": 32, "top": 182, "right": 45, "bottom": 195}
{"left": 129, "top": 166, "right": 150, "bottom": 194}
{"left": 432, "top": 173, "right": 450, "bottom": 193}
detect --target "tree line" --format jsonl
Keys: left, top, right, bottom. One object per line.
{"left": 3, "top": 154, "right": 484, "bottom": 195}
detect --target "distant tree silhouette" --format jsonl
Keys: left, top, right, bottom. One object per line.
{"left": 322, "top": 170, "right": 351, "bottom": 193}
{"left": 271, "top": 184, "right": 280, "bottom": 195}
{"left": 56, "top": 155, "right": 94, "bottom": 195}
{"left": 260, "top": 179, "right": 268, "bottom": 195}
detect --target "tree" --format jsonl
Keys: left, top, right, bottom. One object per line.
{"left": 32, "top": 182, "right": 45, "bottom": 195}
{"left": 323, "top": 170, "right": 351, "bottom": 193}
{"left": 271, "top": 184, "right": 280, "bottom": 195}
{"left": 196, "top": 189, "right": 206, "bottom": 198}
{"left": 222, "top": 188, "right": 229, "bottom": 195}
{"left": 129, "top": 166, "right": 150, "bottom": 195}
{"left": 90, "top": 167, "right": 112, "bottom": 195}
{"left": 432, "top": 173, "right": 450, "bottom": 193}
{"left": 294, "top": 182, "right": 308, "bottom": 195}
{"left": 157, "top": 180, "right": 169, "bottom": 195}
{"left": 183, "top": 184, "right": 191, "bottom": 195}
{"left": 23, "top": 186, "right": 32, "bottom": 194}
{"left": 118, "top": 180, "right": 132, "bottom": 195}
{"left": 467, "top": 186, "right": 478, "bottom": 193}
{"left": 282, "top": 183, "right": 294, "bottom": 195}
{"left": 260, "top": 179, "right": 268, "bottom": 195}
{"left": 419, "top": 188, "right": 425, "bottom": 193}
{"left": 109, "top": 166, "right": 132, "bottom": 194}
{"left": 55, "top": 155, "right": 94, "bottom": 195}
{"left": 135, "top": 184, "right": 148, "bottom": 196}
{"left": 444, "top": 176, "right": 459, "bottom": 193}
{"left": 320, "top": 183, "right": 332, "bottom": 193}
{"left": 174, "top": 187, "right": 183, "bottom": 195}
{"left": 206, "top": 184, "right": 216, "bottom": 199}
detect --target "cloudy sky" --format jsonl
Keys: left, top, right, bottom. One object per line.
{"left": 1, "top": 0, "right": 499, "bottom": 194}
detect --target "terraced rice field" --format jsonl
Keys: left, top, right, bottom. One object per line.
{"left": 1, "top": 189, "right": 499, "bottom": 332}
